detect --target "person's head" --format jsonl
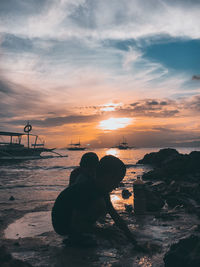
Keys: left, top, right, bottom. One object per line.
{"left": 80, "top": 152, "right": 99, "bottom": 174}
{"left": 96, "top": 155, "right": 126, "bottom": 193}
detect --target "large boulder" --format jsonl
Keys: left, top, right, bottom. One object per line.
{"left": 164, "top": 235, "right": 200, "bottom": 267}
{"left": 140, "top": 150, "right": 200, "bottom": 183}
{"left": 137, "top": 148, "right": 179, "bottom": 167}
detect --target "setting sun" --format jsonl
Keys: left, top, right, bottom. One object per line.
{"left": 98, "top": 117, "right": 133, "bottom": 131}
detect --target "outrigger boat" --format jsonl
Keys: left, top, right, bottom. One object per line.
{"left": 0, "top": 123, "right": 60, "bottom": 161}
{"left": 115, "top": 137, "right": 131, "bottom": 150}
{"left": 67, "top": 140, "right": 86, "bottom": 151}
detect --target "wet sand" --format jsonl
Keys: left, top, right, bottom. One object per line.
{"left": 1, "top": 199, "right": 200, "bottom": 267}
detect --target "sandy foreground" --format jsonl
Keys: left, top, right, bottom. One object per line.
{"left": 1, "top": 199, "right": 199, "bottom": 267}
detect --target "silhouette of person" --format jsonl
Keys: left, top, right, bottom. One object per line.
{"left": 69, "top": 152, "right": 99, "bottom": 186}
{"left": 52, "top": 155, "right": 137, "bottom": 246}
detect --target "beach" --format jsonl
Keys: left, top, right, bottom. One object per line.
{"left": 1, "top": 147, "right": 200, "bottom": 267}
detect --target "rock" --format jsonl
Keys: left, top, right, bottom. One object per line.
{"left": 125, "top": 204, "right": 133, "bottom": 213}
{"left": 137, "top": 148, "right": 179, "bottom": 167}
{"left": 122, "top": 189, "right": 132, "bottom": 199}
{"left": 164, "top": 235, "right": 200, "bottom": 267}
{"left": 139, "top": 150, "right": 200, "bottom": 183}
{"left": 0, "top": 245, "right": 12, "bottom": 263}
{"left": 0, "top": 245, "right": 33, "bottom": 267}
{"left": 165, "top": 196, "right": 184, "bottom": 208}
{"left": 137, "top": 149, "right": 200, "bottom": 216}
{"left": 155, "top": 212, "right": 179, "bottom": 221}
{"left": 144, "top": 187, "right": 165, "bottom": 212}
{"left": 9, "top": 196, "right": 15, "bottom": 201}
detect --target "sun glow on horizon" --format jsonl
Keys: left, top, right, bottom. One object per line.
{"left": 100, "top": 102, "right": 122, "bottom": 112}
{"left": 98, "top": 117, "right": 133, "bottom": 131}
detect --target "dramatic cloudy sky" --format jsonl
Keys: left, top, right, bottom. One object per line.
{"left": 0, "top": 0, "right": 200, "bottom": 148}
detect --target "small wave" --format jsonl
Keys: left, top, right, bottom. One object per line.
{"left": 125, "top": 164, "right": 140, "bottom": 168}
{"left": 0, "top": 165, "right": 77, "bottom": 171}
{"left": 0, "top": 184, "right": 66, "bottom": 190}
{"left": 44, "top": 165, "right": 77, "bottom": 170}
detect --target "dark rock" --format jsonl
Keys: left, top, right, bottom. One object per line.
{"left": 137, "top": 148, "right": 179, "bottom": 167}
{"left": 0, "top": 245, "right": 33, "bottom": 267}
{"left": 122, "top": 189, "right": 132, "bottom": 199}
{"left": 165, "top": 196, "right": 184, "bottom": 208}
{"left": 144, "top": 187, "right": 165, "bottom": 212}
{"left": 164, "top": 235, "right": 200, "bottom": 267}
{"left": 0, "top": 245, "right": 12, "bottom": 263}
{"left": 125, "top": 204, "right": 133, "bottom": 213}
{"left": 9, "top": 196, "right": 15, "bottom": 201}
{"left": 194, "top": 225, "right": 200, "bottom": 232}
{"left": 139, "top": 149, "right": 200, "bottom": 183}
{"left": 155, "top": 212, "right": 179, "bottom": 221}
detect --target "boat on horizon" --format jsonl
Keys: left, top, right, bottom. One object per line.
{"left": 115, "top": 137, "right": 132, "bottom": 150}
{"left": 0, "top": 123, "right": 57, "bottom": 161}
{"left": 67, "top": 140, "right": 86, "bottom": 151}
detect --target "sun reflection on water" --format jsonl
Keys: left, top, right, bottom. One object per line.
{"left": 106, "top": 148, "right": 119, "bottom": 157}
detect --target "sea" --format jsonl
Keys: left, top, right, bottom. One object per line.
{"left": 1, "top": 147, "right": 199, "bottom": 211}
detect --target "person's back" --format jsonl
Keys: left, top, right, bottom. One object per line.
{"left": 52, "top": 177, "right": 103, "bottom": 235}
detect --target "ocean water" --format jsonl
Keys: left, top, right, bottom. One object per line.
{"left": 1, "top": 147, "right": 200, "bottom": 213}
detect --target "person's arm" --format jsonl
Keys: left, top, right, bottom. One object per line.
{"left": 105, "top": 195, "right": 137, "bottom": 245}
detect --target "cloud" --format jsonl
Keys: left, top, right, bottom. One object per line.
{"left": 1, "top": 0, "right": 200, "bottom": 39}
{"left": 192, "top": 75, "right": 200, "bottom": 80}
{"left": 0, "top": 79, "right": 14, "bottom": 94}
{"left": 0, "top": 76, "right": 61, "bottom": 120}
{"left": 80, "top": 98, "right": 181, "bottom": 118}
{"left": 184, "top": 95, "right": 200, "bottom": 112}
{"left": 8, "top": 114, "right": 100, "bottom": 128}
{"left": 121, "top": 99, "right": 180, "bottom": 118}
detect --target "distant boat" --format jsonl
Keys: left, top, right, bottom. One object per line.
{"left": 115, "top": 137, "right": 131, "bottom": 150}
{"left": 0, "top": 122, "right": 56, "bottom": 161}
{"left": 67, "top": 140, "right": 86, "bottom": 151}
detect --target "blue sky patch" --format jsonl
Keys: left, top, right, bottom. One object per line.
{"left": 143, "top": 39, "right": 200, "bottom": 74}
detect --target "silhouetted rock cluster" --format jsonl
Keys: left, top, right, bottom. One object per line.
{"left": 137, "top": 148, "right": 200, "bottom": 215}
{"left": 138, "top": 148, "right": 200, "bottom": 182}
{"left": 164, "top": 235, "right": 200, "bottom": 267}
{"left": 137, "top": 149, "right": 200, "bottom": 266}
{"left": 137, "top": 148, "right": 179, "bottom": 167}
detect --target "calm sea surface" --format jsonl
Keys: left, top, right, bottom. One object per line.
{"left": 0, "top": 147, "right": 200, "bottom": 212}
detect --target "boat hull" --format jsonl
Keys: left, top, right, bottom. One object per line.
{"left": 0, "top": 148, "right": 54, "bottom": 161}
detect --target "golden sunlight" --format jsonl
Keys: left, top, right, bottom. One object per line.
{"left": 98, "top": 117, "right": 133, "bottom": 130}
{"left": 106, "top": 148, "right": 119, "bottom": 156}
{"left": 100, "top": 102, "right": 122, "bottom": 112}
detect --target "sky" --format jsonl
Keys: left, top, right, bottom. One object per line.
{"left": 0, "top": 0, "right": 200, "bottom": 148}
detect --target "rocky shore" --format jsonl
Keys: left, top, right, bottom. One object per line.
{"left": 137, "top": 148, "right": 200, "bottom": 266}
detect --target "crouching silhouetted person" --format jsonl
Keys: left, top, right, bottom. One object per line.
{"left": 51, "top": 155, "right": 137, "bottom": 246}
